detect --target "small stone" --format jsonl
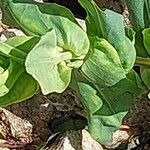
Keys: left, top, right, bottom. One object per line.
{"left": 0, "top": 108, "right": 33, "bottom": 144}
{"left": 48, "top": 130, "right": 103, "bottom": 150}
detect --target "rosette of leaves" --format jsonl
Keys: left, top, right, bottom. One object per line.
{"left": 0, "top": 0, "right": 149, "bottom": 146}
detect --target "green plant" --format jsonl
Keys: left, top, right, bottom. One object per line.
{"left": 0, "top": 0, "right": 150, "bottom": 145}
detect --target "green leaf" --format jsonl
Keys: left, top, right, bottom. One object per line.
{"left": 81, "top": 37, "right": 126, "bottom": 86}
{"left": 0, "top": 36, "right": 39, "bottom": 106}
{"left": 76, "top": 72, "right": 143, "bottom": 145}
{"left": 79, "top": 0, "right": 124, "bottom": 40}
{"left": 26, "top": 30, "right": 83, "bottom": 94}
{"left": 78, "top": 0, "right": 136, "bottom": 72}
{"left": 127, "top": 70, "right": 147, "bottom": 90}
{"left": 77, "top": 82, "right": 102, "bottom": 114}
{"left": 0, "top": 60, "right": 38, "bottom": 106}
{"left": 125, "top": 0, "right": 145, "bottom": 32}
{"left": 0, "top": 61, "right": 9, "bottom": 97}
{"left": 77, "top": 82, "right": 119, "bottom": 144}
{"left": 89, "top": 112, "right": 126, "bottom": 145}
{"left": 125, "top": 27, "right": 135, "bottom": 43}
{"left": 0, "top": 0, "right": 77, "bottom": 26}
{"left": 0, "top": 36, "right": 39, "bottom": 64}
{"left": 143, "top": 28, "right": 150, "bottom": 56}
{"left": 0, "top": 0, "right": 89, "bottom": 56}
{"left": 125, "top": 0, "right": 150, "bottom": 31}
{"left": 140, "top": 67, "right": 150, "bottom": 89}
{"left": 95, "top": 78, "right": 143, "bottom": 116}
{"left": 125, "top": 0, "right": 149, "bottom": 57}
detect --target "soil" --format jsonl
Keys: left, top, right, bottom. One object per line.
{"left": 43, "top": 0, "right": 125, "bottom": 19}
{"left": 6, "top": 90, "right": 84, "bottom": 149}
{"left": 0, "top": 0, "right": 150, "bottom": 150}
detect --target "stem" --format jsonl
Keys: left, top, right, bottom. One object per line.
{"left": 135, "top": 56, "right": 150, "bottom": 66}
{"left": 145, "top": 0, "right": 150, "bottom": 22}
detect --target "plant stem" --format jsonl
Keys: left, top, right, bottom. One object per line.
{"left": 145, "top": 0, "right": 150, "bottom": 22}
{"left": 135, "top": 56, "right": 150, "bottom": 66}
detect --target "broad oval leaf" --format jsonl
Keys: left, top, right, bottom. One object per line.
{"left": 0, "top": 0, "right": 89, "bottom": 57}
{"left": 79, "top": 0, "right": 136, "bottom": 72}
{"left": 25, "top": 30, "right": 82, "bottom": 95}
{"left": 81, "top": 38, "right": 126, "bottom": 86}
{"left": 0, "top": 0, "right": 77, "bottom": 28}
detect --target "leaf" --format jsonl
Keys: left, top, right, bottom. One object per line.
{"left": 26, "top": 30, "right": 81, "bottom": 94}
{"left": 0, "top": 0, "right": 89, "bottom": 56}
{"left": 89, "top": 112, "right": 126, "bottom": 145}
{"left": 77, "top": 82, "right": 102, "bottom": 114}
{"left": 125, "top": 0, "right": 145, "bottom": 32}
{"left": 125, "top": 27, "right": 135, "bottom": 43}
{"left": 78, "top": 0, "right": 136, "bottom": 72}
{"left": 77, "top": 82, "right": 120, "bottom": 144}
{"left": 0, "top": 0, "right": 77, "bottom": 27}
{"left": 0, "top": 36, "right": 39, "bottom": 106}
{"left": 143, "top": 28, "right": 150, "bottom": 55}
{"left": 79, "top": 0, "right": 124, "bottom": 40}
{"left": 144, "top": 0, "right": 150, "bottom": 27}
{"left": 0, "top": 60, "right": 38, "bottom": 106}
{"left": 125, "top": 0, "right": 149, "bottom": 57}
{"left": 140, "top": 67, "right": 150, "bottom": 89}
{"left": 0, "top": 62, "right": 9, "bottom": 97}
{"left": 0, "top": 36, "right": 39, "bottom": 64}
{"left": 81, "top": 37, "right": 126, "bottom": 86}
{"left": 127, "top": 70, "right": 147, "bottom": 90}
{"left": 76, "top": 72, "right": 144, "bottom": 145}
{"left": 0, "top": 58, "right": 38, "bottom": 106}
{"left": 95, "top": 78, "right": 143, "bottom": 116}
{"left": 125, "top": 0, "right": 150, "bottom": 31}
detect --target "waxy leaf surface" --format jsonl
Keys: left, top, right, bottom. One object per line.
{"left": 76, "top": 74, "right": 143, "bottom": 145}
{"left": 81, "top": 38, "right": 126, "bottom": 86}
{"left": 0, "top": 36, "right": 39, "bottom": 106}
{"left": 26, "top": 30, "right": 85, "bottom": 94}
{"left": 79, "top": 0, "right": 136, "bottom": 72}
{"left": 0, "top": 0, "right": 89, "bottom": 57}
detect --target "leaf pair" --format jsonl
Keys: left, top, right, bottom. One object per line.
{"left": 0, "top": 36, "right": 39, "bottom": 106}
